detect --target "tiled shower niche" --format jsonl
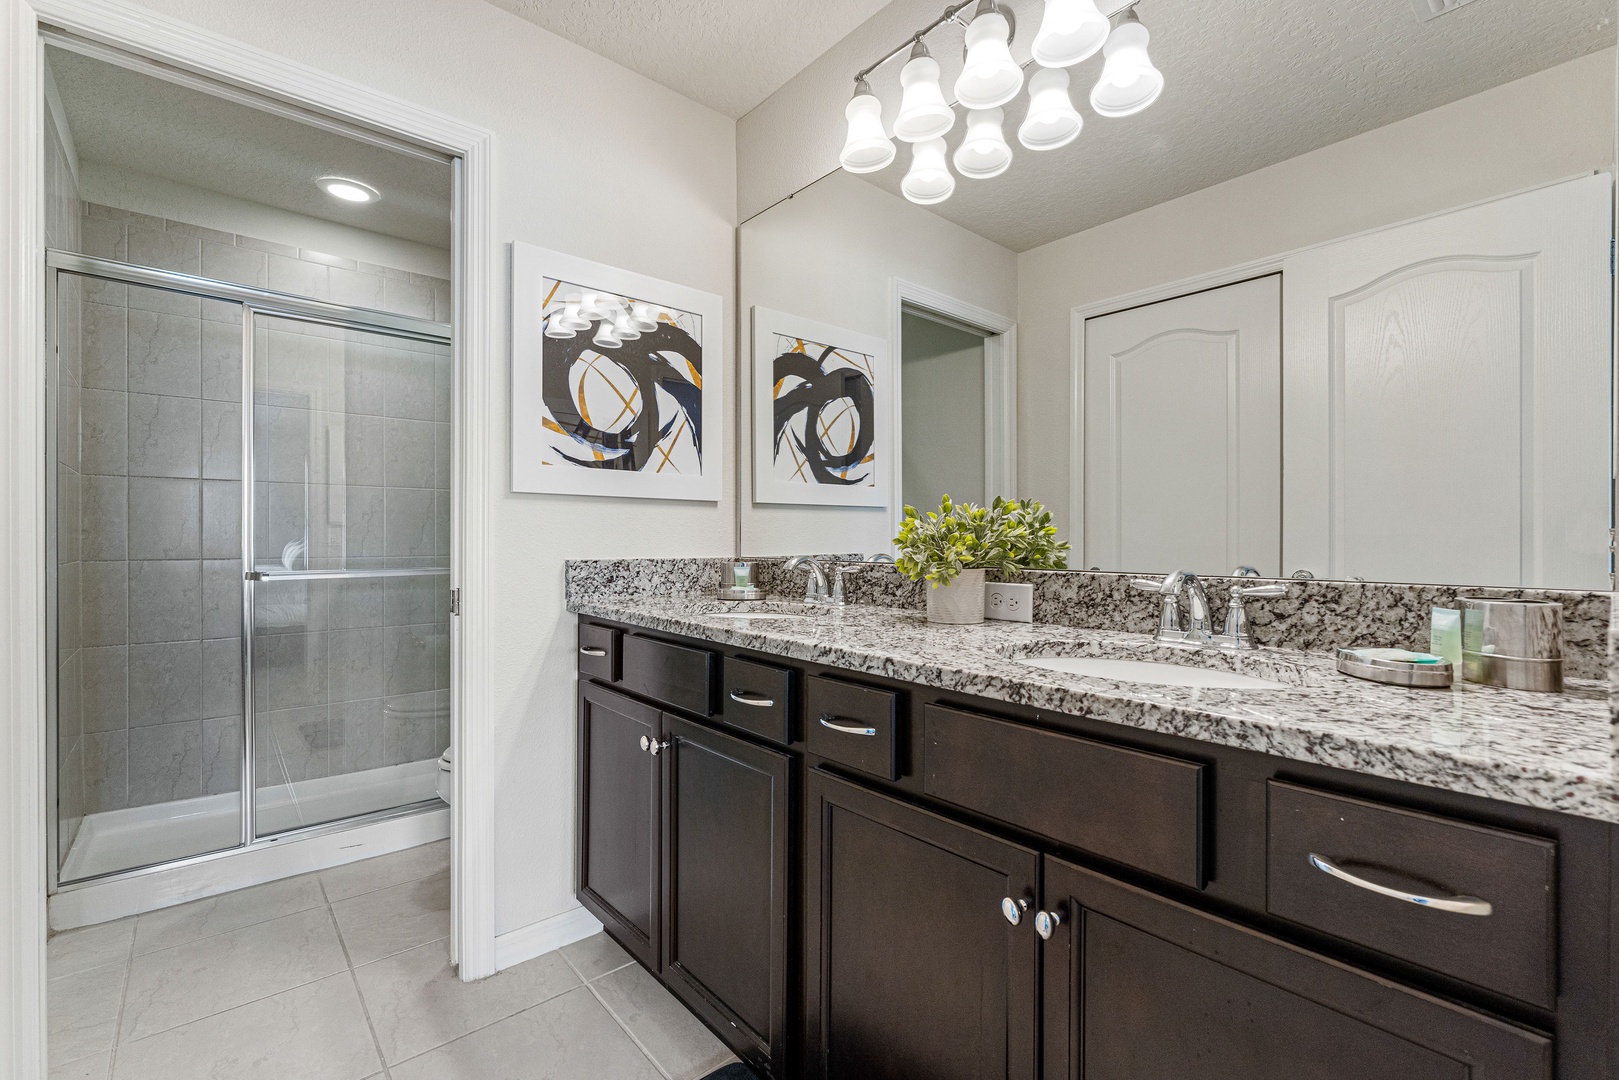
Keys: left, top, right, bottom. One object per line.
{"left": 52, "top": 205, "right": 452, "bottom": 883}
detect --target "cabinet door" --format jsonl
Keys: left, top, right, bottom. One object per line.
{"left": 806, "top": 770, "right": 1039, "bottom": 1080}
{"left": 663, "top": 718, "right": 792, "bottom": 1078}
{"left": 577, "top": 682, "right": 663, "bottom": 969}
{"left": 1041, "top": 856, "right": 1551, "bottom": 1080}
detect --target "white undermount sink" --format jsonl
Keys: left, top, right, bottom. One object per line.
{"left": 706, "top": 611, "right": 813, "bottom": 620}
{"left": 1015, "top": 655, "right": 1287, "bottom": 690}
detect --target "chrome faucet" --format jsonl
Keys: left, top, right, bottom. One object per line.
{"left": 1133, "top": 570, "right": 1288, "bottom": 649}
{"left": 783, "top": 555, "right": 830, "bottom": 605}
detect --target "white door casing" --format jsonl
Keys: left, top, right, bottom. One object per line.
{"left": 1082, "top": 274, "right": 1283, "bottom": 577}
{"left": 1283, "top": 173, "right": 1612, "bottom": 587}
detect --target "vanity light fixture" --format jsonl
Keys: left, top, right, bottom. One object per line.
{"left": 559, "top": 300, "right": 592, "bottom": 331}
{"left": 893, "top": 40, "right": 955, "bottom": 143}
{"left": 1031, "top": 0, "right": 1110, "bottom": 67}
{"left": 1090, "top": 9, "right": 1163, "bottom": 117}
{"left": 612, "top": 310, "right": 642, "bottom": 340}
{"left": 954, "top": 108, "right": 1013, "bottom": 179}
{"left": 839, "top": 78, "right": 898, "bottom": 173}
{"left": 629, "top": 302, "right": 661, "bottom": 332}
{"left": 902, "top": 137, "right": 956, "bottom": 204}
{"left": 545, "top": 315, "right": 577, "bottom": 338}
{"left": 1019, "top": 67, "right": 1084, "bottom": 150}
{"left": 315, "top": 176, "right": 379, "bottom": 203}
{"left": 592, "top": 319, "right": 623, "bottom": 349}
{"left": 954, "top": 0, "right": 1023, "bottom": 110}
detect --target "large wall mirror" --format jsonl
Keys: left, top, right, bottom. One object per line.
{"left": 736, "top": 0, "right": 1617, "bottom": 591}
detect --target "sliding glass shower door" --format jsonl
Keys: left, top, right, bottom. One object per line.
{"left": 247, "top": 313, "right": 452, "bottom": 836}
{"left": 50, "top": 250, "right": 452, "bottom": 886}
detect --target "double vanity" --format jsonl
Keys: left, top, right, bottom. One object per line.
{"left": 568, "top": 558, "right": 1619, "bottom": 1080}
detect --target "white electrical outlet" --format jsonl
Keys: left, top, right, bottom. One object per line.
{"left": 983, "top": 581, "right": 1034, "bottom": 623}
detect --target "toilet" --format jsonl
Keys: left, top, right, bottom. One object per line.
{"left": 436, "top": 748, "right": 453, "bottom": 804}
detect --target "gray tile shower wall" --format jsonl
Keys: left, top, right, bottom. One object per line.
{"left": 63, "top": 204, "right": 452, "bottom": 817}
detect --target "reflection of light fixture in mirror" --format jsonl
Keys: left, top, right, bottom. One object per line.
{"left": 1019, "top": 67, "right": 1083, "bottom": 150}
{"left": 901, "top": 138, "right": 955, "bottom": 204}
{"left": 953, "top": 109, "right": 1012, "bottom": 179}
{"left": 955, "top": 0, "right": 1023, "bottom": 110}
{"left": 592, "top": 320, "right": 623, "bottom": 349}
{"left": 839, "top": 78, "right": 897, "bottom": 173}
{"left": 629, "top": 302, "right": 660, "bottom": 332}
{"left": 579, "top": 291, "right": 615, "bottom": 320}
{"left": 544, "top": 314, "right": 577, "bottom": 338}
{"left": 558, "top": 301, "right": 592, "bottom": 331}
{"left": 612, "top": 311, "right": 641, "bottom": 340}
{"left": 315, "top": 176, "right": 379, "bottom": 203}
{"left": 893, "top": 40, "right": 954, "bottom": 143}
{"left": 1090, "top": 9, "right": 1163, "bottom": 118}
{"left": 1030, "top": 0, "right": 1109, "bottom": 67}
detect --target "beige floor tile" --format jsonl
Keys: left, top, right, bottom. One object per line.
{"left": 592, "top": 962, "right": 735, "bottom": 1080}
{"left": 389, "top": 985, "right": 664, "bottom": 1080}
{"left": 111, "top": 973, "right": 380, "bottom": 1080}
{"left": 134, "top": 874, "right": 326, "bottom": 955}
{"left": 50, "top": 1049, "right": 111, "bottom": 1080}
{"left": 48, "top": 966, "right": 124, "bottom": 1066}
{"left": 119, "top": 906, "right": 346, "bottom": 1042}
{"left": 320, "top": 839, "right": 449, "bottom": 902}
{"left": 559, "top": 932, "right": 633, "bottom": 982}
{"left": 331, "top": 869, "right": 449, "bottom": 966}
{"left": 48, "top": 920, "right": 135, "bottom": 978}
{"left": 354, "top": 937, "right": 579, "bottom": 1064}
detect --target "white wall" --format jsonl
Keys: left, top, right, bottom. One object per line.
{"left": 125, "top": 0, "right": 737, "bottom": 941}
{"left": 739, "top": 169, "right": 1016, "bottom": 555}
{"left": 1017, "top": 48, "right": 1617, "bottom": 538}
{"left": 78, "top": 161, "right": 451, "bottom": 278}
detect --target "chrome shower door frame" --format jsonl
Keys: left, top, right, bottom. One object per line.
{"left": 46, "top": 249, "right": 453, "bottom": 892}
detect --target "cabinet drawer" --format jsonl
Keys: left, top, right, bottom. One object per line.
{"left": 621, "top": 635, "right": 717, "bottom": 716}
{"left": 717, "top": 657, "right": 794, "bottom": 745}
{"left": 804, "top": 675, "right": 899, "bottom": 780}
{"left": 577, "top": 623, "right": 620, "bottom": 683}
{"left": 1266, "top": 781, "right": 1556, "bottom": 1008}
{"left": 924, "top": 705, "right": 1206, "bottom": 888}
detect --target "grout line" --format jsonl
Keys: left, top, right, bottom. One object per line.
{"left": 104, "top": 910, "right": 138, "bottom": 1079}
{"left": 581, "top": 977, "right": 677, "bottom": 1080}
{"left": 328, "top": 900, "right": 395, "bottom": 1080}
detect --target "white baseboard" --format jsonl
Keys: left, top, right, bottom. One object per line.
{"left": 492, "top": 905, "right": 603, "bottom": 972}
{"left": 49, "top": 806, "right": 449, "bottom": 930}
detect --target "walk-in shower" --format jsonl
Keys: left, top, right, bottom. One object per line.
{"left": 47, "top": 247, "right": 453, "bottom": 888}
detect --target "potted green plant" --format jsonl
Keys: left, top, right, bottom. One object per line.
{"left": 893, "top": 495, "right": 1070, "bottom": 624}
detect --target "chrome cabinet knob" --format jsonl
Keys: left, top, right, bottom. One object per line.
{"left": 1000, "top": 897, "right": 1029, "bottom": 926}
{"left": 1034, "top": 910, "right": 1062, "bottom": 940}
{"left": 639, "top": 735, "right": 669, "bottom": 755}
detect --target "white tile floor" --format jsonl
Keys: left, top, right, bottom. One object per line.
{"left": 47, "top": 840, "right": 739, "bottom": 1080}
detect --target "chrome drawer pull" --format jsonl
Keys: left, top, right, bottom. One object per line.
{"left": 819, "top": 715, "right": 877, "bottom": 736}
{"left": 1308, "top": 853, "right": 1493, "bottom": 916}
{"left": 579, "top": 646, "right": 608, "bottom": 657}
{"left": 729, "top": 691, "right": 776, "bottom": 708}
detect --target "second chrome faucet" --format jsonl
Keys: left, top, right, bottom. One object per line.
{"left": 1131, "top": 570, "right": 1287, "bottom": 650}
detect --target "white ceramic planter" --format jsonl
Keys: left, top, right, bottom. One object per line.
{"left": 926, "top": 568, "right": 986, "bottom": 625}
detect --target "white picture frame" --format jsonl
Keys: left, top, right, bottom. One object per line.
{"left": 511, "top": 241, "right": 724, "bottom": 500}
{"left": 751, "top": 306, "right": 890, "bottom": 507}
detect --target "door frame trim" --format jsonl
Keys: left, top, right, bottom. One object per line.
{"left": 3, "top": 3, "right": 499, "bottom": 1071}
{"left": 891, "top": 278, "right": 1017, "bottom": 542}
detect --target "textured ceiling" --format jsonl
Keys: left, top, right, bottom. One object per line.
{"left": 833, "top": 0, "right": 1616, "bottom": 251}
{"left": 481, "top": 0, "right": 896, "bottom": 118}
{"left": 47, "top": 46, "right": 453, "bottom": 249}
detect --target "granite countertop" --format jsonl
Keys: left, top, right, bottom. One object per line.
{"left": 568, "top": 593, "right": 1619, "bottom": 824}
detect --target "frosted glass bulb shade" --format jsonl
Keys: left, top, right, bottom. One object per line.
{"left": 955, "top": 10, "right": 1023, "bottom": 110}
{"left": 579, "top": 292, "right": 614, "bottom": 320}
{"left": 953, "top": 109, "right": 1012, "bottom": 179}
{"left": 559, "top": 302, "right": 592, "bottom": 331}
{"left": 544, "top": 314, "right": 577, "bottom": 339}
{"left": 592, "top": 321, "right": 622, "bottom": 349}
{"left": 612, "top": 312, "right": 641, "bottom": 340}
{"left": 894, "top": 53, "right": 955, "bottom": 143}
{"left": 901, "top": 138, "right": 955, "bottom": 205}
{"left": 839, "top": 89, "right": 896, "bottom": 173}
{"left": 629, "top": 302, "right": 660, "bottom": 332}
{"left": 1019, "top": 67, "right": 1083, "bottom": 150}
{"left": 1030, "top": 0, "right": 1109, "bottom": 67}
{"left": 1090, "top": 19, "right": 1163, "bottom": 118}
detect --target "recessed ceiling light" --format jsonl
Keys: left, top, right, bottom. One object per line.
{"left": 316, "top": 176, "right": 379, "bottom": 204}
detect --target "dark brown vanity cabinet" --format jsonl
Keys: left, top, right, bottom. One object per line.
{"left": 804, "top": 771, "right": 1040, "bottom": 1080}
{"left": 1041, "top": 856, "right": 1551, "bottom": 1080}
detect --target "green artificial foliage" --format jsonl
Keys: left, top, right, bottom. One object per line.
{"left": 893, "top": 495, "right": 1070, "bottom": 586}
